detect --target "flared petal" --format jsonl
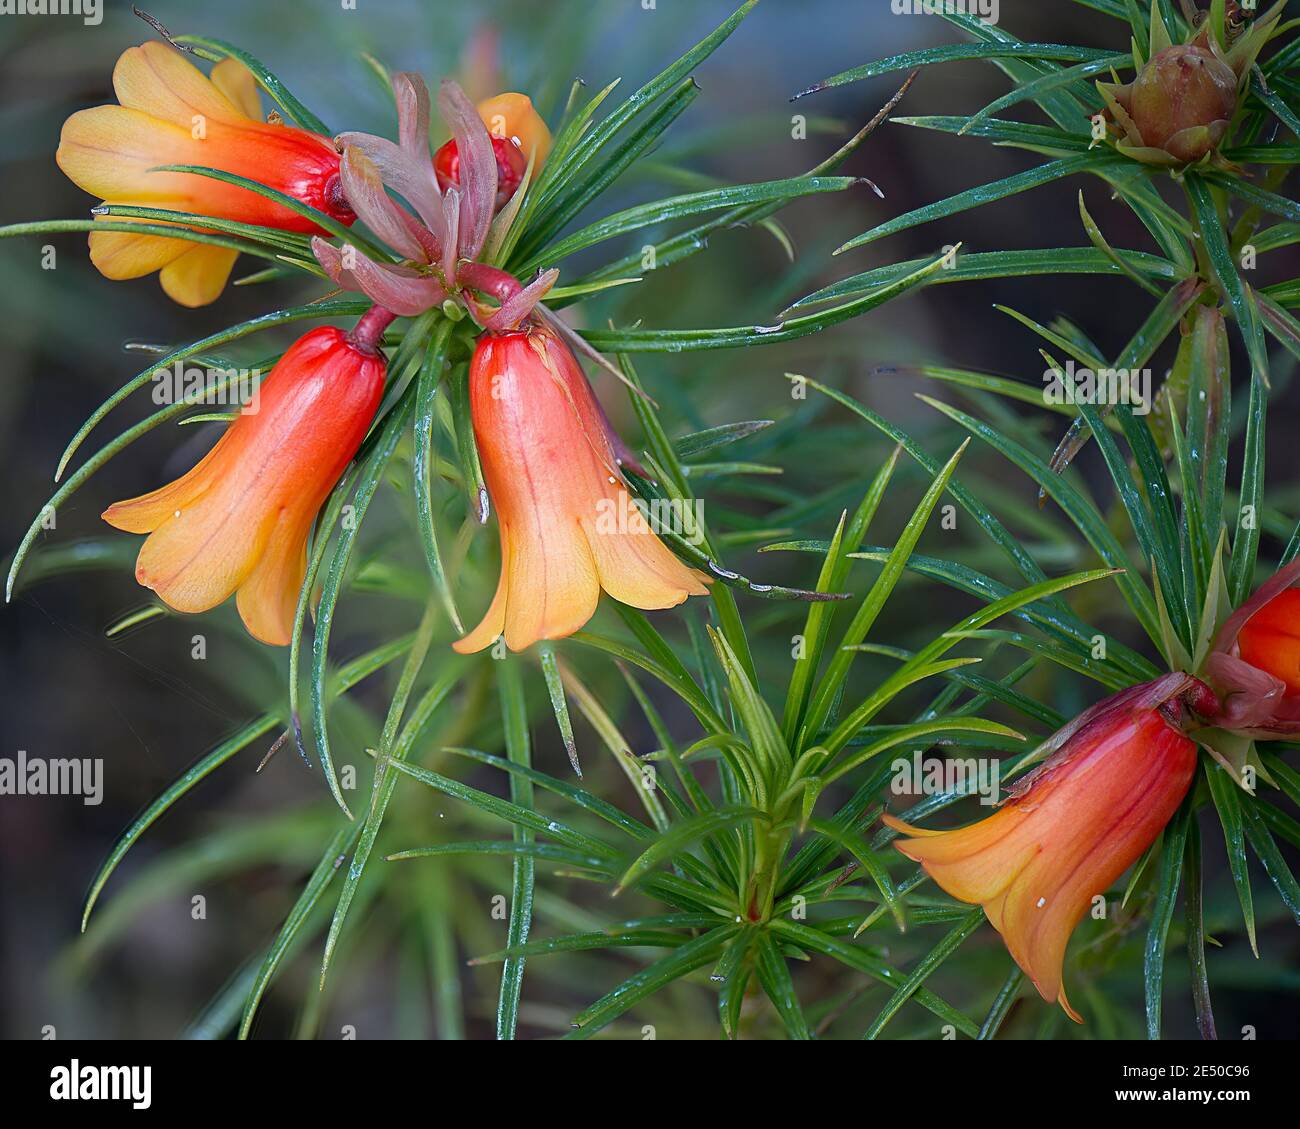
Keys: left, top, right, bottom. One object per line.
{"left": 57, "top": 105, "right": 196, "bottom": 202}
{"left": 580, "top": 489, "right": 709, "bottom": 609}
{"left": 112, "top": 41, "right": 250, "bottom": 127}
{"left": 102, "top": 437, "right": 229, "bottom": 534}
{"left": 133, "top": 478, "right": 280, "bottom": 613}
{"left": 454, "top": 512, "right": 601, "bottom": 654}
{"left": 209, "top": 58, "right": 262, "bottom": 121}
{"left": 159, "top": 243, "right": 240, "bottom": 307}
{"left": 460, "top": 322, "right": 705, "bottom": 652}
{"left": 235, "top": 514, "right": 310, "bottom": 645}
{"left": 104, "top": 326, "right": 386, "bottom": 643}
{"left": 88, "top": 225, "right": 191, "bottom": 280}
{"left": 452, "top": 539, "right": 510, "bottom": 654}
{"left": 59, "top": 44, "right": 349, "bottom": 239}
{"left": 500, "top": 517, "right": 601, "bottom": 652}
{"left": 885, "top": 806, "right": 1033, "bottom": 875}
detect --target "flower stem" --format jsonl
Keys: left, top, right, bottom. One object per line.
{"left": 458, "top": 262, "right": 523, "bottom": 303}
{"left": 349, "top": 304, "right": 399, "bottom": 353}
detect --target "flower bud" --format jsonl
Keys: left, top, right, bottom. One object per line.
{"left": 433, "top": 91, "right": 550, "bottom": 211}
{"left": 1126, "top": 44, "right": 1237, "bottom": 163}
{"left": 435, "top": 133, "right": 527, "bottom": 211}
{"left": 1206, "top": 557, "right": 1300, "bottom": 735}
{"left": 1237, "top": 588, "right": 1300, "bottom": 694}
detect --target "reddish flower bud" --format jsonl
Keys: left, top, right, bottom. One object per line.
{"left": 1206, "top": 558, "right": 1300, "bottom": 735}
{"left": 1128, "top": 44, "right": 1237, "bottom": 162}
{"left": 433, "top": 91, "right": 551, "bottom": 211}
{"left": 453, "top": 322, "right": 708, "bottom": 653}
{"left": 1237, "top": 588, "right": 1300, "bottom": 695}
{"left": 102, "top": 325, "right": 386, "bottom": 645}
{"left": 884, "top": 675, "right": 1207, "bottom": 1022}
{"left": 435, "top": 133, "right": 527, "bottom": 211}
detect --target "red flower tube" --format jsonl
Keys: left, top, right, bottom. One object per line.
{"left": 56, "top": 42, "right": 354, "bottom": 306}
{"left": 102, "top": 322, "right": 388, "bottom": 645}
{"left": 884, "top": 675, "right": 1211, "bottom": 1022}
{"left": 453, "top": 321, "right": 708, "bottom": 653}
{"left": 1206, "top": 556, "right": 1300, "bottom": 736}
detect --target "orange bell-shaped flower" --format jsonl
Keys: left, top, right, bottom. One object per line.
{"left": 884, "top": 675, "right": 1209, "bottom": 1022}
{"left": 102, "top": 323, "right": 387, "bottom": 645}
{"left": 57, "top": 42, "right": 354, "bottom": 307}
{"left": 453, "top": 321, "right": 708, "bottom": 654}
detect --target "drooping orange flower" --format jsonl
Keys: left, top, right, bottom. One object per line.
{"left": 453, "top": 321, "right": 708, "bottom": 654}
{"left": 883, "top": 675, "right": 1210, "bottom": 1022}
{"left": 434, "top": 91, "right": 551, "bottom": 210}
{"left": 103, "top": 323, "right": 387, "bottom": 645}
{"left": 56, "top": 42, "right": 355, "bottom": 307}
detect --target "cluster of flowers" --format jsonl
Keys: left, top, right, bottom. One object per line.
{"left": 56, "top": 30, "right": 1300, "bottom": 1024}
{"left": 58, "top": 42, "right": 706, "bottom": 651}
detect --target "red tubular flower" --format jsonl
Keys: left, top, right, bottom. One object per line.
{"left": 102, "top": 322, "right": 388, "bottom": 645}
{"left": 1206, "top": 557, "right": 1300, "bottom": 735}
{"left": 883, "top": 675, "right": 1211, "bottom": 1022}
{"left": 1238, "top": 591, "right": 1300, "bottom": 693}
{"left": 56, "top": 42, "right": 354, "bottom": 307}
{"left": 453, "top": 321, "right": 708, "bottom": 653}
